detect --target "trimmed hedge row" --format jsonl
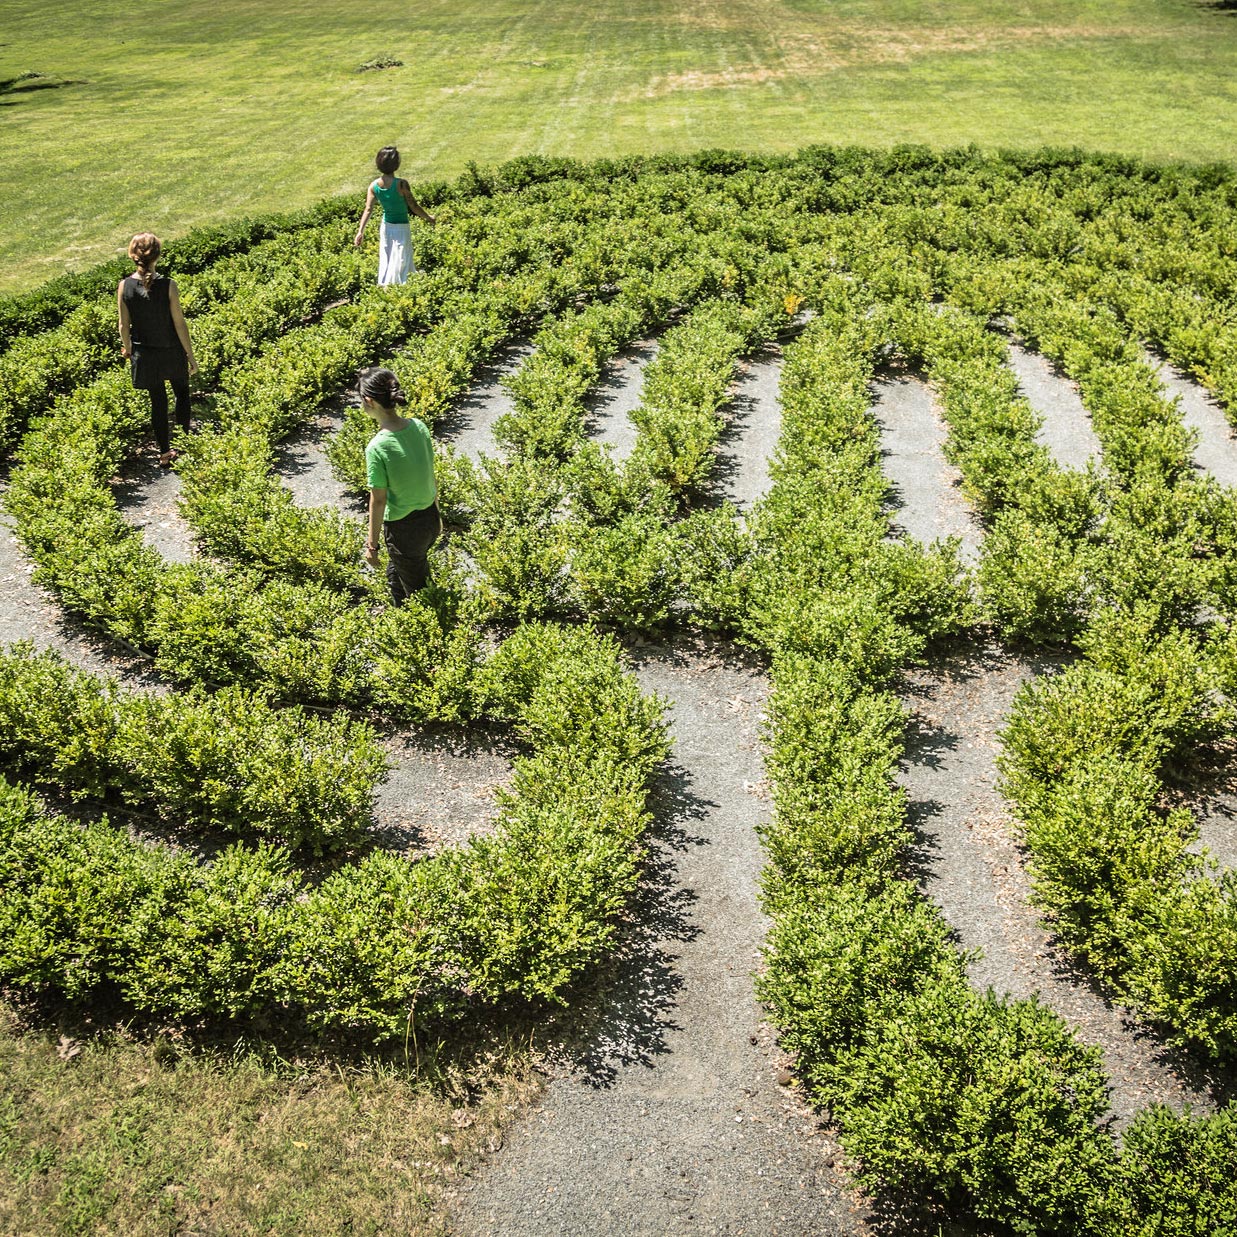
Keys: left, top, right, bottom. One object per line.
{"left": 3, "top": 195, "right": 603, "bottom": 702}
{"left": 0, "top": 623, "right": 666, "bottom": 1037}
{"left": 0, "top": 194, "right": 363, "bottom": 349}
{"left": 0, "top": 644, "right": 385, "bottom": 854}
{"left": 0, "top": 218, "right": 370, "bottom": 457}
{"left": 751, "top": 277, "right": 1237, "bottom": 1232}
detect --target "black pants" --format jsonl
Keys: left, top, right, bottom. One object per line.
{"left": 382, "top": 504, "right": 441, "bottom": 605}
{"left": 149, "top": 379, "right": 191, "bottom": 454}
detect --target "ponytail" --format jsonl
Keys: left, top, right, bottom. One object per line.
{"left": 127, "top": 232, "right": 161, "bottom": 291}
{"left": 359, "top": 367, "right": 408, "bottom": 409}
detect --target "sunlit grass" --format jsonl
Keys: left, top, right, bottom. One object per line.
{"left": 0, "top": 1001, "right": 539, "bottom": 1236}
{"left": 0, "top": 0, "right": 1235, "bottom": 290}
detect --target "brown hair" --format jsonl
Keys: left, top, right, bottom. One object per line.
{"left": 375, "top": 146, "right": 401, "bottom": 175}
{"left": 127, "top": 232, "right": 161, "bottom": 292}
{"left": 359, "top": 367, "right": 408, "bottom": 408}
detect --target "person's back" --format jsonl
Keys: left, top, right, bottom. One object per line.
{"left": 370, "top": 177, "right": 411, "bottom": 225}
{"left": 121, "top": 274, "right": 177, "bottom": 349}
{"left": 364, "top": 417, "right": 436, "bottom": 521}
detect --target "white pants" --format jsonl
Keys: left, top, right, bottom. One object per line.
{"left": 378, "top": 221, "right": 414, "bottom": 285}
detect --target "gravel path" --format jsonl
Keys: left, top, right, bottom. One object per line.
{"left": 899, "top": 646, "right": 1222, "bottom": 1124}
{"left": 274, "top": 404, "right": 364, "bottom": 513}
{"left": 449, "top": 641, "right": 869, "bottom": 1237}
{"left": 0, "top": 490, "right": 149, "bottom": 679}
{"left": 1186, "top": 785, "right": 1237, "bottom": 877}
{"left": 1004, "top": 342, "right": 1103, "bottom": 468}
{"left": 1149, "top": 354, "right": 1237, "bottom": 489}
{"left": 111, "top": 452, "right": 196, "bottom": 564}
{"left": 1141, "top": 358, "right": 1237, "bottom": 871}
{"left": 436, "top": 342, "right": 534, "bottom": 462}
{"left": 871, "top": 376, "right": 982, "bottom": 564}
{"left": 873, "top": 377, "right": 1225, "bottom": 1118}
{"left": 716, "top": 349, "right": 782, "bottom": 512}
{"left": 585, "top": 339, "right": 658, "bottom": 463}
{"left": 371, "top": 727, "right": 515, "bottom": 856}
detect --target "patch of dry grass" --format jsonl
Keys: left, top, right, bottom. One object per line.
{"left": 0, "top": 1002, "right": 540, "bottom": 1235}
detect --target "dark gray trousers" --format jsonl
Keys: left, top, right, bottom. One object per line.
{"left": 382, "top": 503, "right": 441, "bottom": 605}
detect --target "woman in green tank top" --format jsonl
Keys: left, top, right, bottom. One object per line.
{"left": 353, "top": 145, "right": 436, "bottom": 285}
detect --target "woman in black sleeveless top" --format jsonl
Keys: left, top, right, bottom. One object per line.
{"left": 117, "top": 233, "right": 197, "bottom": 466}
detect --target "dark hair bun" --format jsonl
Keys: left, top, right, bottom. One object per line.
{"left": 359, "top": 366, "right": 407, "bottom": 408}
{"left": 375, "top": 146, "right": 401, "bottom": 174}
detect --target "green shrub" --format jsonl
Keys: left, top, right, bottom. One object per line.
{"left": 0, "top": 644, "right": 387, "bottom": 853}
{"left": 1105, "top": 1104, "right": 1237, "bottom": 1236}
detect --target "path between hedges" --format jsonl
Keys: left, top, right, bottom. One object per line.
{"left": 11, "top": 326, "right": 1227, "bottom": 1226}
{"left": 886, "top": 358, "right": 1221, "bottom": 1124}
{"left": 1148, "top": 357, "right": 1237, "bottom": 873}
{"left": 871, "top": 375, "right": 981, "bottom": 564}
{"left": 449, "top": 340, "right": 871, "bottom": 1235}
{"left": 1005, "top": 341, "right": 1103, "bottom": 468}
{"left": 450, "top": 641, "right": 868, "bottom": 1237}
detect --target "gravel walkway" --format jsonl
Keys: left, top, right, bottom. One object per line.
{"left": 585, "top": 339, "right": 658, "bottom": 463}
{"left": 716, "top": 349, "right": 782, "bottom": 512}
{"left": 0, "top": 494, "right": 142, "bottom": 678}
{"left": 274, "top": 404, "right": 363, "bottom": 513}
{"left": 449, "top": 641, "right": 869, "bottom": 1237}
{"left": 436, "top": 342, "right": 534, "bottom": 462}
{"left": 899, "top": 646, "right": 1222, "bottom": 1124}
{"left": 112, "top": 458, "right": 196, "bottom": 564}
{"left": 870, "top": 376, "right": 982, "bottom": 564}
{"left": 1149, "top": 354, "right": 1237, "bottom": 489}
{"left": 371, "top": 726, "right": 515, "bottom": 856}
{"left": 1141, "top": 358, "right": 1237, "bottom": 871}
{"left": 872, "top": 377, "right": 1225, "bottom": 1120}
{"left": 1004, "top": 342, "right": 1103, "bottom": 469}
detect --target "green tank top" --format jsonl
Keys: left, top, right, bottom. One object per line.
{"left": 371, "top": 178, "right": 410, "bottom": 224}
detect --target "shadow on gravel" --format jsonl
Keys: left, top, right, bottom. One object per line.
{"left": 548, "top": 757, "right": 711, "bottom": 1088}
{"left": 435, "top": 340, "right": 533, "bottom": 459}
{"left": 898, "top": 642, "right": 1237, "bottom": 1112}
{"left": 1039, "top": 934, "right": 1237, "bottom": 1109}
{"left": 582, "top": 339, "right": 656, "bottom": 461}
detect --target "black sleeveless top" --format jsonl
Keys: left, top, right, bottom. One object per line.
{"left": 122, "top": 274, "right": 178, "bottom": 349}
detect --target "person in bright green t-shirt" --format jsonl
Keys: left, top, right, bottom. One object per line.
{"left": 361, "top": 367, "right": 441, "bottom": 605}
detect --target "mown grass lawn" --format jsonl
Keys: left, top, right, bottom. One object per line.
{"left": 0, "top": 1001, "right": 538, "bottom": 1236}
{"left": 0, "top": 0, "right": 1235, "bottom": 291}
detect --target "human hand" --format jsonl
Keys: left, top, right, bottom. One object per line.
{"left": 364, "top": 542, "right": 381, "bottom": 569}
{"left": 121, "top": 346, "right": 131, "bottom": 359}
{"left": 353, "top": 233, "right": 364, "bottom": 247}
{"left": 188, "top": 359, "right": 199, "bottom": 376}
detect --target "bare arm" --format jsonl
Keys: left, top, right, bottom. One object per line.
{"left": 366, "top": 488, "right": 387, "bottom": 567}
{"left": 354, "top": 185, "right": 377, "bottom": 245}
{"left": 117, "top": 281, "right": 132, "bottom": 357}
{"left": 167, "top": 280, "right": 197, "bottom": 375}
{"left": 400, "top": 180, "right": 435, "bottom": 225}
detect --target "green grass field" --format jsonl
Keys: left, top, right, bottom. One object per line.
{"left": 1, "top": 0, "right": 1235, "bottom": 292}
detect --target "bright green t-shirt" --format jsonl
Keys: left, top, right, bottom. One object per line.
{"left": 365, "top": 419, "right": 436, "bottom": 521}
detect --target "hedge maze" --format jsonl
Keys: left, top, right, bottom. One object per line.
{"left": 2, "top": 146, "right": 1237, "bottom": 1232}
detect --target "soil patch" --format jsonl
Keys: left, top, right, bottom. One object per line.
{"left": 112, "top": 457, "right": 196, "bottom": 564}
{"left": 371, "top": 726, "right": 517, "bottom": 856}
{"left": 274, "top": 401, "right": 365, "bottom": 513}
